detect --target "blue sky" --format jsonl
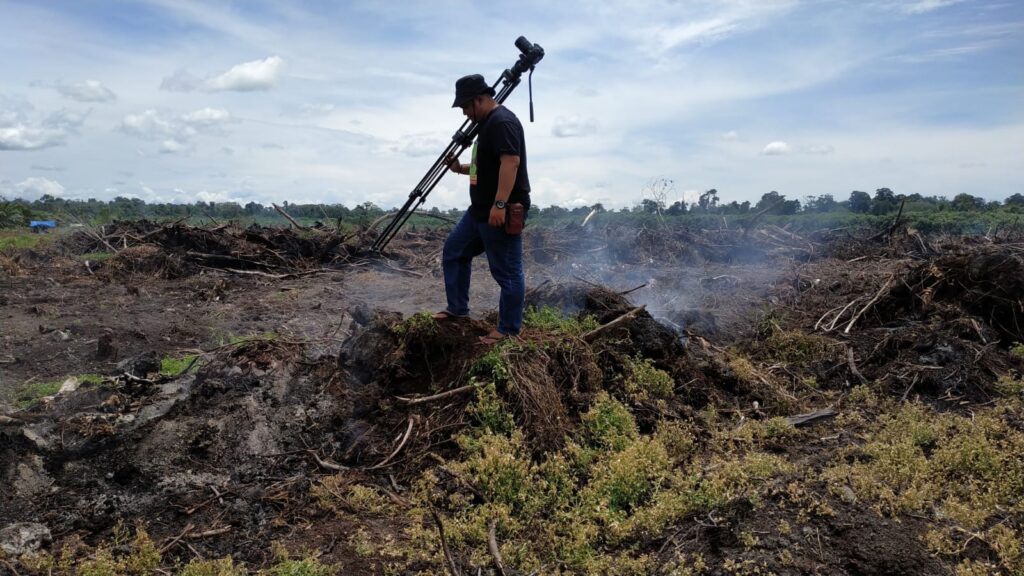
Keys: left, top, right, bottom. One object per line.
{"left": 1, "top": 0, "right": 1021, "bottom": 209}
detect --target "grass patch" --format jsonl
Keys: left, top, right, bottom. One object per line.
{"left": 12, "top": 374, "right": 105, "bottom": 408}
{"left": 0, "top": 230, "right": 55, "bottom": 252}
{"left": 523, "top": 305, "right": 599, "bottom": 336}
{"left": 824, "top": 401, "right": 1024, "bottom": 573}
{"left": 159, "top": 354, "right": 200, "bottom": 377}
{"left": 80, "top": 251, "right": 113, "bottom": 263}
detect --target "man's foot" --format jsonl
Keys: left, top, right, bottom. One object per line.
{"left": 433, "top": 310, "right": 469, "bottom": 321}
{"left": 478, "top": 329, "right": 508, "bottom": 345}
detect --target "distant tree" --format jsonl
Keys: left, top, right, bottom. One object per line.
{"left": 694, "top": 188, "right": 719, "bottom": 213}
{"left": 871, "top": 188, "right": 897, "bottom": 215}
{"left": 1005, "top": 193, "right": 1024, "bottom": 208}
{"left": 804, "top": 194, "right": 837, "bottom": 213}
{"left": 951, "top": 193, "right": 985, "bottom": 211}
{"left": 755, "top": 191, "right": 799, "bottom": 215}
{"left": 639, "top": 198, "right": 663, "bottom": 214}
{"left": 848, "top": 190, "right": 872, "bottom": 213}
{"left": 665, "top": 200, "right": 687, "bottom": 216}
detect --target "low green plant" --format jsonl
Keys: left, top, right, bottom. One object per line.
{"left": 178, "top": 558, "right": 247, "bottom": 576}
{"left": 160, "top": 355, "right": 200, "bottom": 377}
{"left": 622, "top": 355, "right": 675, "bottom": 400}
{"left": 1010, "top": 342, "right": 1024, "bottom": 360}
{"left": 77, "top": 522, "right": 160, "bottom": 576}
{"left": 0, "top": 230, "right": 54, "bottom": 251}
{"left": 823, "top": 401, "right": 1024, "bottom": 572}
{"left": 392, "top": 311, "right": 438, "bottom": 337}
{"left": 81, "top": 251, "right": 113, "bottom": 263}
{"left": 467, "top": 379, "right": 515, "bottom": 435}
{"left": 523, "top": 305, "right": 599, "bottom": 335}
{"left": 261, "top": 544, "right": 336, "bottom": 576}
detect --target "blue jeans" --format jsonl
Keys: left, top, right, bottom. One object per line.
{"left": 442, "top": 211, "right": 525, "bottom": 335}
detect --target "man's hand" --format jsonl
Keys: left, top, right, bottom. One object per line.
{"left": 488, "top": 205, "right": 506, "bottom": 228}
{"left": 446, "top": 155, "right": 462, "bottom": 174}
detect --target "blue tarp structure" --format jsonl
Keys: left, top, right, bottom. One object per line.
{"left": 30, "top": 220, "right": 56, "bottom": 231}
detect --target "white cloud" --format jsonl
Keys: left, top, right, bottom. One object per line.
{"left": 56, "top": 79, "right": 117, "bottom": 102}
{"left": 0, "top": 125, "right": 67, "bottom": 150}
{"left": 206, "top": 56, "right": 284, "bottom": 91}
{"left": 181, "top": 107, "right": 231, "bottom": 126}
{"left": 15, "top": 177, "right": 65, "bottom": 200}
{"left": 389, "top": 134, "right": 447, "bottom": 157}
{"left": 159, "top": 69, "right": 202, "bottom": 92}
{"left": 159, "top": 139, "right": 189, "bottom": 154}
{"left": 163, "top": 56, "right": 285, "bottom": 93}
{"left": 900, "top": 0, "right": 967, "bottom": 15}
{"left": 120, "top": 108, "right": 232, "bottom": 152}
{"left": 196, "top": 189, "right": 234, "bottom": 203}
{"left": 805, "top": 144, "right": 835, "bottom": 155}
{"left": 762, "top": 141, "right": 791, "bottom": 155}
{"left": 721, "top": 130, "right": 740, "bottom": 141}
{"left": 552, "top": 115, "right": 598, "bottom": 138}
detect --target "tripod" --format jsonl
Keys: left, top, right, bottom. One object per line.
{"left": 371, "top": 36, "right": 544, "bottom": 252}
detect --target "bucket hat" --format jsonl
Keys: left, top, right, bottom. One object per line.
{"left": 452, "top": 74, "right": 496, "bottom": 108}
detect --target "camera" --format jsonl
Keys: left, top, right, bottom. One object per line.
{"left": 510, "top": 36, "right": 544, "bottom": 78}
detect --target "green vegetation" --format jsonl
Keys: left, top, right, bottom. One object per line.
{"left": 20, "top": 525, "right": 337, "bottom": 575}
{"left": 824, "top": 400, "right": 1024, "bottom": 573}
{"left": 621, "top": 355, "right": 675, "bottom": 400}
{"left": 523, "top": 305, "right": 599, "bottom": 335}
{"left": 0, "top": 230, "right": 56, "bottom": 251}
{"left": 4, "top": 189, "right": 1023, "bottom": 234}
{"left": 11, "top": 374, "right": 104, "bottom": 408}
{"left": 392, "top": 311, "right": 438, "bottom": 337}
{"left": 159, "top": 355, "right": 200, "bottom": 377}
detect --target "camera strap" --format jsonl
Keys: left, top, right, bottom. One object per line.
{"left": 528, "top": 67, "right": 535, "bottom": 122}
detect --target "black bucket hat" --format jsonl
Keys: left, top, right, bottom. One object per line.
{"left": 452, "top": 74, "right": 496, "bottom": 108}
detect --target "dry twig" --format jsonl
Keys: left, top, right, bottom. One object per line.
{"left": 396, "top": 384, "right": 478, "bottom": 406}
{"left": 582, "top": 305, "right": 645, "bottom": 341}
{"left": 488, "top": 518, "right": 508, "bottom": 576}
{"left": 366, "top": 415, "right": 417, "bottom": 470}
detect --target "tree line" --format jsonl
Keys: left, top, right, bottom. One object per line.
{"left": 2, "top": 188, "right": 1023, "bottom": 230}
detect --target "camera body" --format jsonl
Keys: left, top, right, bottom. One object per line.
{"left": 510, "top": 36, "right": 545, "bottom": 79}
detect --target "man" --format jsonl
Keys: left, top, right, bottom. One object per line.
{"left": 434, "top": 73, "right": 531, "bottom": 345}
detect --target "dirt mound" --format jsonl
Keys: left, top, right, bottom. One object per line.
{"left": 59, "top": 220, "right": 355, "bottom": 280}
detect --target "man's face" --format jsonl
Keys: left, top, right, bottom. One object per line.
{"left": 459, "top": 98, "right": 477, "bottom": 121}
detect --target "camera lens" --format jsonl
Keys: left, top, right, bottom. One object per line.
{"left": 515, "top": 36, "right": 534, "bottom": 54}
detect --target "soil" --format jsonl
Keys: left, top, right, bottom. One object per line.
{"left": 1, "top": 221, "right": 1023, "bottom": 574}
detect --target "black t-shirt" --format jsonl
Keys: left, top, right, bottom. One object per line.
{"left": 468, "top": 105, "right": 530, "bottom": 219}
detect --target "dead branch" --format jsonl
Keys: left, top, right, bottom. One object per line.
{"left": 785, "top": 407, "right": 837, "bottom": 427}
{"left": 189, "top": 526, "right": 232, "bottom": 539}
{"left": 430, "top": 507, "right": 462, "bottom": 576}
{"left": 0, "top": 415, "right": 23, "bottom": 426}
{"left": 1, "top": 557, "right": 21, "bottom": 576}
{"left": 366, "top": 415, "right": 417, "bottom": 470}
{"left": 158, "top": 523, "right": 195, "bottom": 554}
{"left": 396, "top": 384, "right": 478, "bottom": 406}
{"left": 582, "top": 305, "right": 646, "bottom": 341}
{"left": 272, "top": 203, "right": 309, "bottom": 230}
{"left": 844, "top": 275, "right": 894, "bottom": 334}
{"left": 618, "top": 282, "right": 648, "bottom": 296}
{"left": 846, "top": 347, "right": 869, "bottom": 385}
{"left": 815, "top": 297, "right": 862, "bottom": 332}
{"left": 488, "top": 518, "right": 508, "bottom": 576}
{"left": 309, "top": 450, "right": 350, "bottom": 472}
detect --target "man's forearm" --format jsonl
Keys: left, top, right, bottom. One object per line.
{"left": 496, "top": 155, "right": 520, "bottom": 202}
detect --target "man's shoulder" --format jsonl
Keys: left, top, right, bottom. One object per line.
{"left": 491, "top": 105, "right": 522, "bottom": 125}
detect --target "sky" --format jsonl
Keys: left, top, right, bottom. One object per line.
{"left": 0, "top": 0, "right": 1022, "bottom": 210}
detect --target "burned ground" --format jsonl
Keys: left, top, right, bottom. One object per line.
{"left": 1, "top": 221, "right": 1023, "bottom": 575}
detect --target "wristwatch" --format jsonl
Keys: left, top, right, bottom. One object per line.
{"left": 494, "top": 200, "right": 507, "bottom": 209}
